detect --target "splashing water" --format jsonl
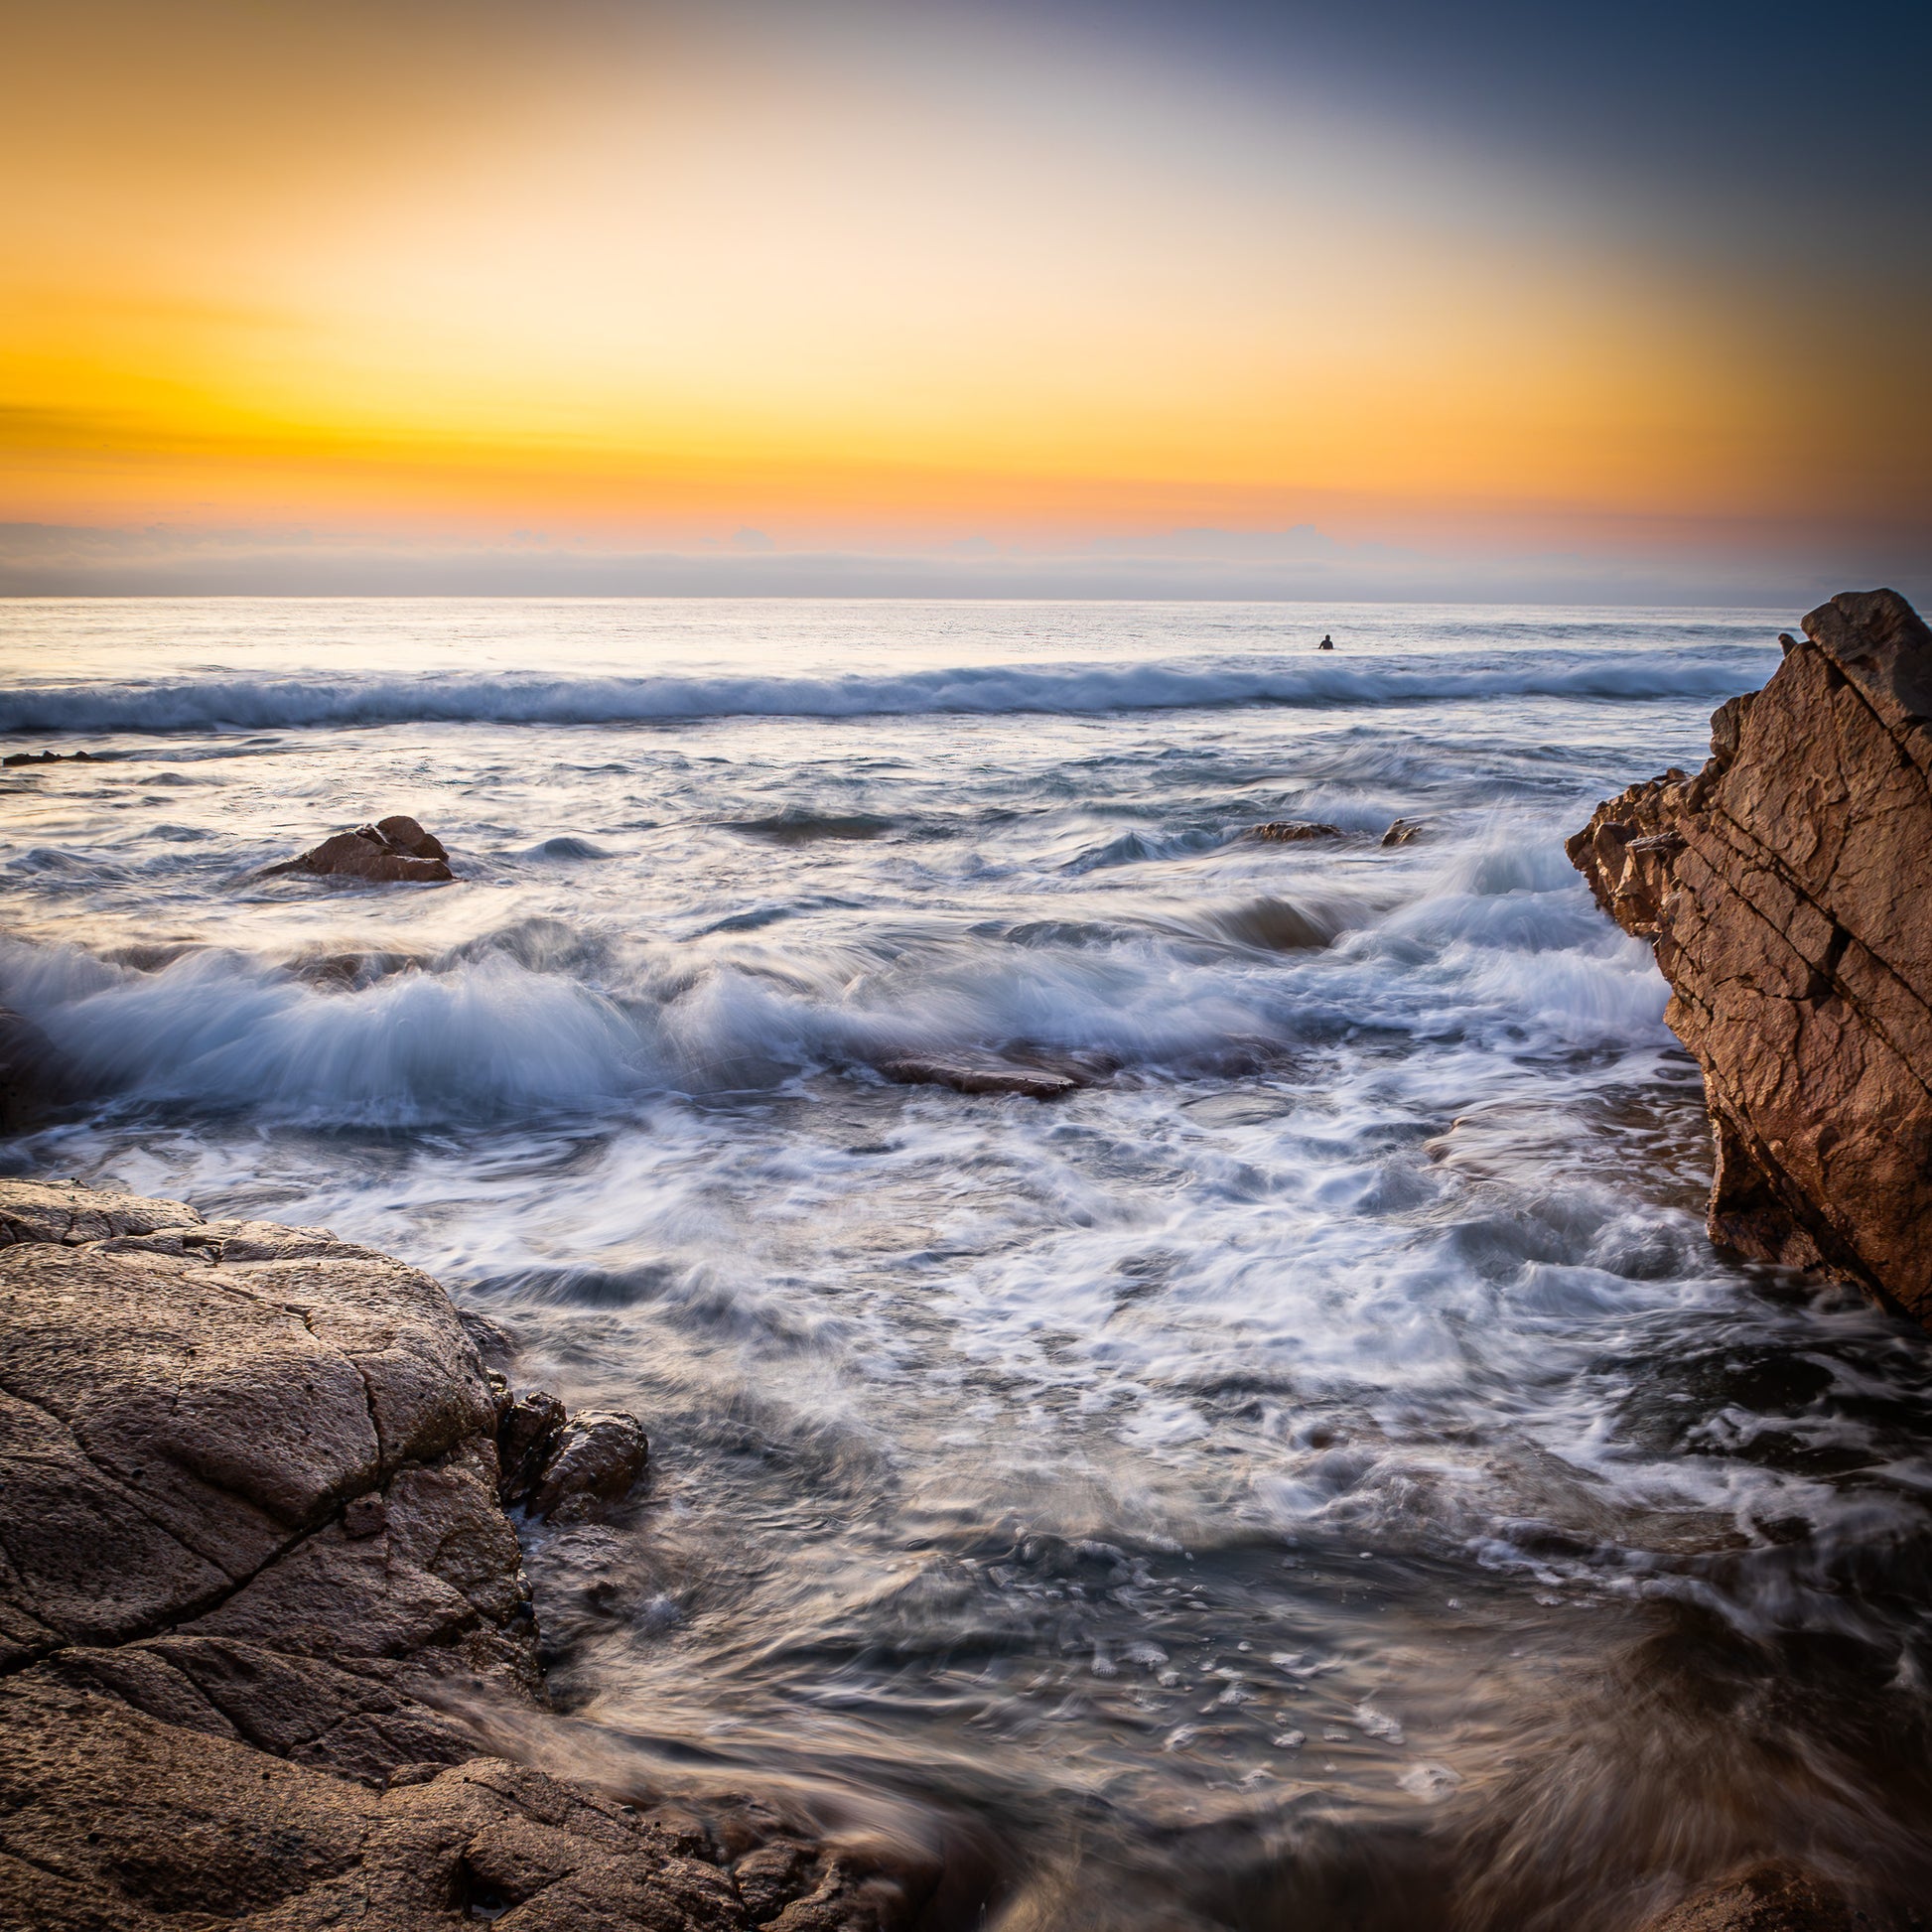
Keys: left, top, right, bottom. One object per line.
{"left": 4, "top": 597, "right": 1928, "bottom": 1929}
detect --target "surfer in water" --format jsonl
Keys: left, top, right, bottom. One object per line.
{"left": 1316, "top": 633, "right": 1335, "bottom": 650}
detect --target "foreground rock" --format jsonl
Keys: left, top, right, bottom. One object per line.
{"left": 1568, "top": 589, "right": 1932, "bottom": 1327}
{"left": 0, "top": 1177, "right": 932, "bottom": 1930}
{"left": 266, "top": 813, "right": 455, "bottom": 883}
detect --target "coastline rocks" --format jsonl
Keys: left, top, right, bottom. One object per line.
{"left": 491, "top": 1381, "right": 649, "bottom": 1523}
{"left": 266, "top": 813, "right": 454, "bottom": 883}
{"left": 1241, "top": 820, "right": 1344, "bottom": 843}
{"left": 0, "top": 1177, "right": 928, "bottom": 1931}
{"left": 3, "top": 749, "right": 98, "bottom": 766}
{"left": 1567, "top": 589, "right": 1932, "bottom": 1326}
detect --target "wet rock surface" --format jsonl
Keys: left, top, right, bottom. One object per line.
{"left": 2, "top": 748, "right": 98, "bottom": 766}
{"left": 1569, "top": 590, "right": 1932, "bottom": 1326}
{"left": 878, "top": 1054, "right": 1084, "bottom": 1099}
{"left": 0, "top": 1178, "right": 932, "bottom": 1930}
{"left": 266, "top": 813, "right": 455, "bottom": 884}
{"left": 1240, "top": 819, "right": 1344, "bottom": 843}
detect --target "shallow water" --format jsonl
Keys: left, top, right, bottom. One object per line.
{"left": 4, "top": 598, "right": 1929, "bottom": 1929}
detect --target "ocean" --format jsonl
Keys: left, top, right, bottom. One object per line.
{"left": 4, "top": 597, "right": 1928, "bottom": 1928}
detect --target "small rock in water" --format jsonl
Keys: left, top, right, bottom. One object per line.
{"left": 525, "top": 1408, "right": 650, "bottom": 1521}
{"left": 1271, "top": 1729, "right": 1307, "bottom": 1751}
{"left": 878, "top": 1054, "right": 1082, "bottom": 1100}
{"left": 3, "top": 748, "right": 98, "bottom": 765}
{"left": 1241, "top": 821, "right": 1344, "bottom": 843}
{"left": 264, "top": 812, "right": 454, "bottom": 883}
{"left": 1381, "top": 818, "right": 1427, "bottom": 846}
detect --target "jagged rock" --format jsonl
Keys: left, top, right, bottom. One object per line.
{"left": 2, "top": 749, "right": 98, "bottom": 766}
{"left": 879, "top": 1055, "right": 1082, "bottom": 1100}
{"left": 264, "top": 813, "right": 454, "bottom": 883}
{"left": 0, "top": 1179, "right": 927, "bottom": 1931}
{"left": 1241, "top": 820, "right": 1344, "bottom": 843}
{"left": 524, "top": 1411, "right": 649, "bottom": 1522}
{"left": 496, "top": 1384, "right": 570, "bottom": 1503}
{"left": 1568, "top": 589, "right": 1932, "bottom": 1327}
{"left": 1381, "top": 817, "right": 1427, "bottom": 846}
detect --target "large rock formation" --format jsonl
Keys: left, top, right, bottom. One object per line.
{"left": 0, "top": 1178, "right": 932, "bottom": 1930}
{"left": 1569, "top": 589, "right": 1932, "bottom": 1326}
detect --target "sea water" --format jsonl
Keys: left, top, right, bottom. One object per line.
{"left": 3, "top": 598, "right": 1928, "bottom": 1929}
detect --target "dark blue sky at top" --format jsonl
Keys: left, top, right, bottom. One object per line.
{"left": 972, "top": 0, "right": 1932, "bottom": 260}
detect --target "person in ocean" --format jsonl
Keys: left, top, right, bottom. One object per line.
{"left": 1316, "top": 633, "right": 1334, "bottom": 649}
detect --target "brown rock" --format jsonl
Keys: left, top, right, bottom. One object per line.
{"left": 1637, "top": 1861, "right": 1887, "bottom": 1931}
{"left": 2, "top": 749, "right": 97, "bottom": 765}
{"left": 264, "top": 815, "right": 455, "bottom": 883}
{"left": 525, "top": 1410, "right": 649, "bottom": 1522}
{"left": 1241, "top": 820, "right": 1344, "bottom": 843}
{"left": 1567, "top": 589, "right": 1932, "bottom": 1326}
{"left": 0, "top": 1178, "right": 928, "bottom": 1931}
{"left": 1382, "top": 817, "right": 1427, "bottom": 846}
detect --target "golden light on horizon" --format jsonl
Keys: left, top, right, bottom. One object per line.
{"left": 4, "top": 0, "right": 1927, "bottom": 581}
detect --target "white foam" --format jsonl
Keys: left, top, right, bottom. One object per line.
{"left": 0, "top": 649, "right": 1758, "bottom": 735}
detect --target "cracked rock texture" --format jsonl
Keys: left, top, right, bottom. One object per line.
{"left": 0, "top": 1178, "right": 931, "bottom": 1931}
{"left": 1568, "top": 589, "right": 1932, "bottom": 1326}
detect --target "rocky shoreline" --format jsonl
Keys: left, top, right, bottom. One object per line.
{"left": 0, "top": 1177, "right": 935, "bottom": 1931}
{"left": 1569, "top": 589, "right": 1932, "bottom": 1332}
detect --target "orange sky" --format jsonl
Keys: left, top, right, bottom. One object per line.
{"left": 4, "top": 0, "right": 1927, "bottom": 593}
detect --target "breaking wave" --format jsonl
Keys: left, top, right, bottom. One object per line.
{"left": 0, "top": 649, "right": 1770, "bottom": 736}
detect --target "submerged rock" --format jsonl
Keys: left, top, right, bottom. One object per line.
{"left": 265, "top": 812, "right": 454, "bottom": 883}
{"left": 878, "top": 1054, "right": 1084, "bottom": 1100}
{"left": 1568, "top": 589, "right": 1932, "bottom": 1328}
{"left": 1638, "top": 1861, "right": 1885, "bottom": 1931}
{"left": 1241, "top": 820, "right": 1344, "bottom": 843}
{"left": 1381, "top": 817, "right": 1427, "bottom": 846}
{"left": 2, "top": 748, "right": 98, "bottom": 766}
{"left": 0, "top": 1177, "right": 934, "bottom": 1930}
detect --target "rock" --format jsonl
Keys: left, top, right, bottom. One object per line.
{"left": 1381, "top": 817, "right": 1427, "bottom": 846}
{"left": 1241, "top": 821, "right": 1344, "bottom": 843}
{"left": 496, "top": 1385, "right": 570, "bottom": 1503}
{"left": 1567, "top": 589, "right": 1932, "bottom": 1327}
{"left": 264, "top": 814, "right": 454, "bottom": 883}
{"left": 524, "top": 1411, "right": 649, "bottom": 1523}
{"left": 1636, "top": 1861, "right": 1890, "bottom": 1931}
{"left": 2, "top": 748, "right": 98, "bottom": 765}
{"left": 0, "top": 1178, "right": 925, "bottom": 1931}
{"left": 878, "top": 1055, "right": 1082, "bottom": 1100}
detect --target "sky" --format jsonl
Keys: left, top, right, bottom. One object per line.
{"left": 3, "top": 0, "right": 1927, "bottom": 601}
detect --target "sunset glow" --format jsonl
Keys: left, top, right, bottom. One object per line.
{"left": 5, "top": 0, "right": 1927, "bottom": 595}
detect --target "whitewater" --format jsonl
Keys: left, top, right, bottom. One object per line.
{"left": 4, "top": 597, "right": 1929, "bottom": 1930}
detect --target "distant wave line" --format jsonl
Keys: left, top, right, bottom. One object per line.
{"left": 0, "top": 654, "right": 1767, "bottom": 735}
